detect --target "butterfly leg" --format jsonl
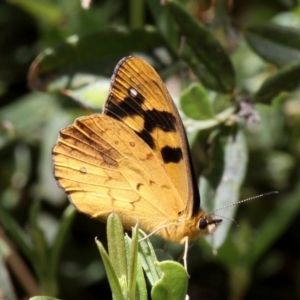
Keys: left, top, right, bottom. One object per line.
{"left": 183, "top": 236, "right": 190, "bottom": 276}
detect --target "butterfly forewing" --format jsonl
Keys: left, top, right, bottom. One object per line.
{"left": 103, "top": 57, "right": 197, "bottom": 216}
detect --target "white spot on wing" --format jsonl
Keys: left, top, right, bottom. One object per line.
{"left": 129, "top": 88, "right": 138, "bottom": 98}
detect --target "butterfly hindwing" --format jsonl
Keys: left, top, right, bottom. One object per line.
{"left": 53, "top": 114, "right": 185, "bottom": 234}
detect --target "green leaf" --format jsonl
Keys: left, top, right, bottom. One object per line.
{"left": 135, "top": 255, "right": 148, "bottom": 300}
{"left": 0, "top": 93, "right": 60, "bottom": 145}
{"left": 62, "top": 78, "right": 110, "bottom": 110}
{"left": 96, "top": 239, "right": 125, "bottom": 300}
{"left": 29, "top": 204, "right": 45, "bottom": 251}
{"left": 29, "top": 201, "right": 55, "bottom": 295}
{"left": 124, "top": 230, "right": 148, "bottom": 300}
{"left": 138, "top": 231, "right": 162, "bottom": 286}
{"left": 151, "top": 261, "right": 188, "bottom": 300}
{"left": 182, "top": 47, "right": 230, "bottom": 93}
{"left": 48, "top": 205, "right": 76, "bottom": 293}
{"left": 0, "top": 207, "right": 33, "bottom": 265}
{"left": 127, "top": 225, "right": 139, "bottom": 300}
{"left": 28, "top": 27, "right": 165, "bottom": 93}
{"left": 38, "top": 109, "right": 74, "bottom": 203}
{"left": 255, "top": 59, "right": 300, "bottom": 103}
{"left": 146, "top": 0, "right": 178, "bottom": 51}
{"left": 200, "top": 126, "right": 248, "bottom": 249}
{"left": 11, "top": 0, "right": 62, "bottom": 25}
{"left": 180, "top": 83, "right": 215, "bottom": 120}
{"left": 165, "top": 0, "right": 235, "bottom": 93}
{"left": 245, "top": 24, "right": 300, "bottom": 66}
{"left": 107, "top": 214, "right": 128, "bottom": 282}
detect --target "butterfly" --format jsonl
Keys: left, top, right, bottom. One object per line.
{"left": 52, "top": 56, "right": 222, "bottom": 261}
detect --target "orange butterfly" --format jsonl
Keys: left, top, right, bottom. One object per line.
{"left": 52, "top": 56, "right": 222, "bottom": 266}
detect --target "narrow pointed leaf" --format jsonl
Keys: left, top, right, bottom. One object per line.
{"left": 181, "top": 46, "right": 227, "bottom": 93}
{"left": 124, "top": 229, "right": 147, "bottom": 300}
{"left": 29, "top": 201, "right": 49, "bottom": 285}
{"left": 11, "top": 1, "right": 62, "bottom": 24}
{"left": 138, "top": 231, "right": 162, "bottom": 286}
{"left": 48, "top": 205, "right": 76, "bottom": 286}
{"left": 134, "top": 254, "right": 148, "bottom": 300}
{"left": 127, "top": 225, "right": 139, "bottom": 300}
{"left": 255, "top": 60, "right": 300, "bottom": 103}
{"left": 200, "top": 126, "right": 248, "bottom": 249}
{"left": 96, "top": 239, "right": 125, "bottom": 300}
{"left": 165, "top": 0, "right": 235, "bottom": 92}
{"left": 0, "top": 204, "right": 32, "bottom": 262}
{"left": 28, "top": 28, "right": 165, "bottom": 93}
{"left": 146, "top": 0, "right": 178, "bottom": 51}
{"left": 245, "top": 24, "right": 300, "bottom": 66}
{"left": 107, "top": 214, "right": 127, "bottom": 280}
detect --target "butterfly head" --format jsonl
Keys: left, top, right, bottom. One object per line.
{"left": 198, "top": 215, "right": 222, "bottom": 234}
{"left": 180, "top": 212, "right": 222, "bottom": 242}
{"left": 197, "top": 214, "right": 222, "bottom": 235}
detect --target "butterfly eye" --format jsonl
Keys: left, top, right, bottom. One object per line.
{"left": 199, "top": 218, "right": 208, "bottom": 230}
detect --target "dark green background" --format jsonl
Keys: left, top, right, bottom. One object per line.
{"left": 1, "top": 0, "right": 300, "bottom": 299}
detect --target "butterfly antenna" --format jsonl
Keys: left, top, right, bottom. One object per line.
{"left": 211, "top": 213, "right": 239, "bottom": 227}
{"left": 210, "top": 191, "right": 279, "bottom": 214}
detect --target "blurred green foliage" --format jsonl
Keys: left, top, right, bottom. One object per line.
{"left": 1, "top": 0, "right": 300, "bottom": 299}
